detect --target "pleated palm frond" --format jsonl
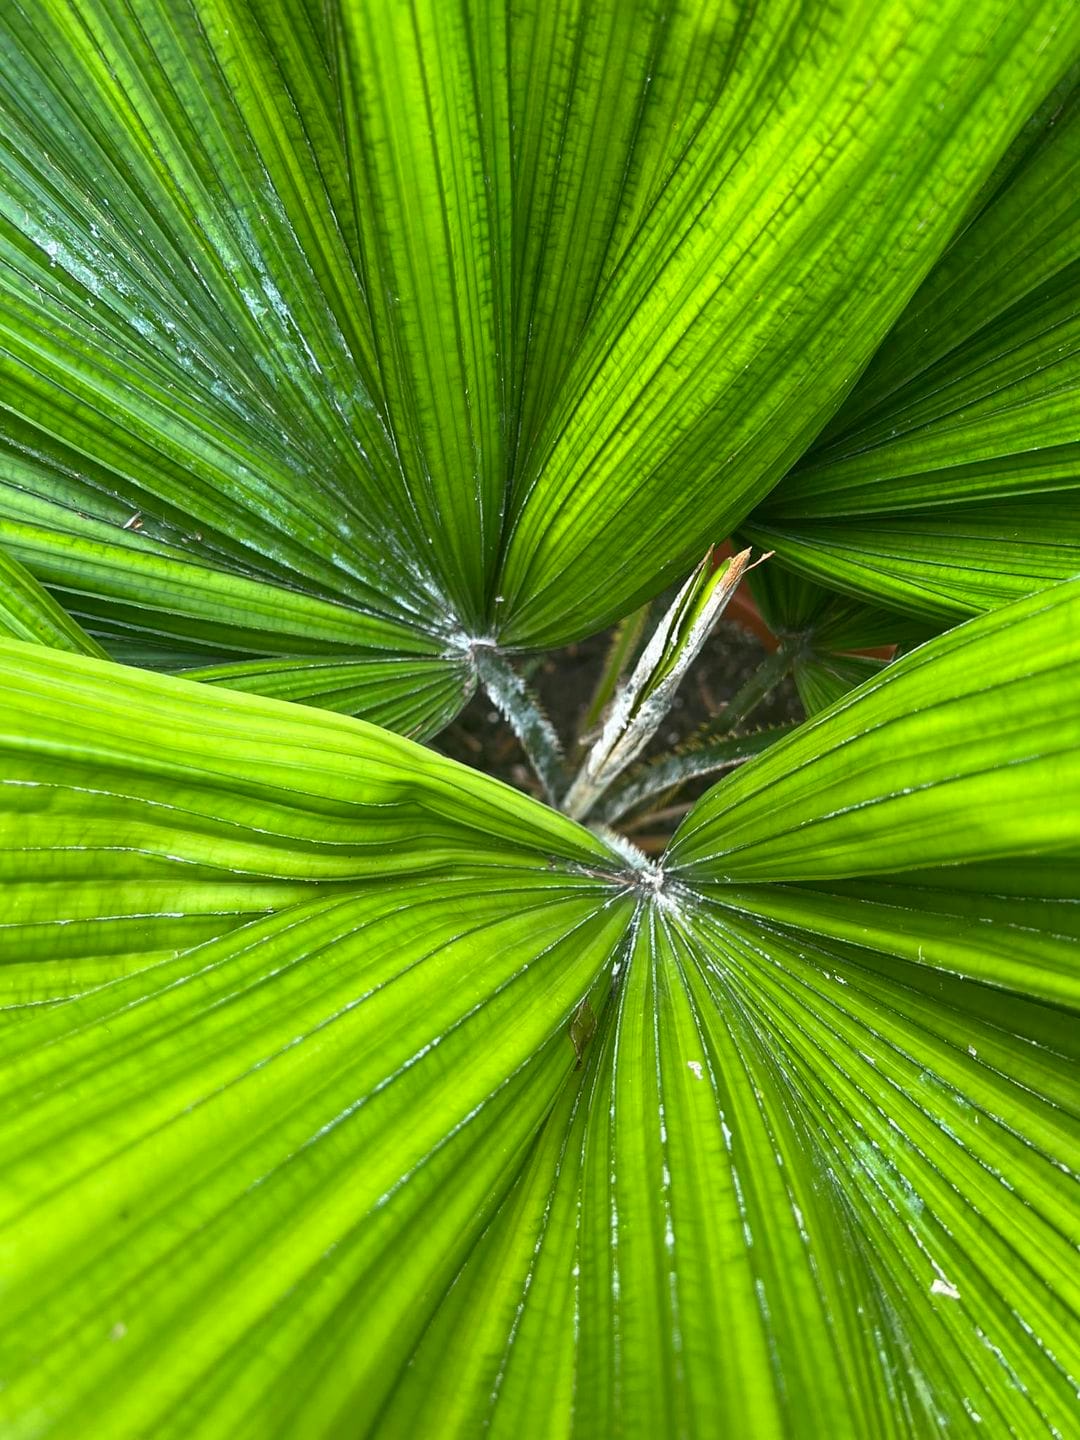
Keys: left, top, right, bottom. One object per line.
{"left": 1, "top": 3, "right": 1078, "bottom": 1437}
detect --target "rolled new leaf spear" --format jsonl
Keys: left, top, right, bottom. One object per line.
{"left": 562, "top": 546, "right": 772, "bottom": 819}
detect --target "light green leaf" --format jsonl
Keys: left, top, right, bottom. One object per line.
{"left": 378, "top": 588, "right": 1080, "bottom": 1437}
{"left": 706, "top": 863, "right": 1080, "bottom": 1008}
{"left": 0, "top": 876, "right": 634, "bottom": 1435}
{"left": 669, "top": 579, "right": 1080, "bottom": 880}
{"left": 381, "top": 890, "right": 1078, "bottom": 1438}
{"left": 751, "top": 76, "right": 1080, "bottom": 619}
{"left": 0, "top": 0, "right": 473, "bottom": 715}
{"left": 335, "top": 0, "right": 511, "bottom": 628}
{"left": 747, "top": 557, "right": 937, "bottom": 655}
{"left": 177, "top": 654, "right": 470, "bottom": 737}
{"left": 495, "top": 0, "right": 1079, "bottom": 644}
{"left": 0, "top": 638, "right": 611, "bottom": 1003}
{"left": 2, "top": 581, "right": 1079, "bottom": 1434}
{"left": 3, "top": 0, "right": 1078, "bottom": 675}
{"left": 748, "top": 497, "right": 1080, "bottom": 622}
{"left": 0, "top": 500, "right": 473, "bottom": 733}
{"left": 0, "top": 542, "right": 105, "bottom": 655}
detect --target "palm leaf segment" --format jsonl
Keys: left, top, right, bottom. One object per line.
{"left": 2, "top": 0, "right": 1077, "bottom": 710}
{"left": 2, "top": 580, "right": 1079, "bottom": 1435}
{"left": 2, "top": 2, "right": 1080, "bottom": 1436}
{"left": 750, "top": 70, "right": 1080, "bottom": 619}
{"left": 742, "top": 558, "right": 939, "bottom": 715}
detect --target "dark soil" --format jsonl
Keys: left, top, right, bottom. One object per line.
{"left": 436, "top": 620, "right": 804, "bottom": 843}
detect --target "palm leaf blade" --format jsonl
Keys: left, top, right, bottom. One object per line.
{"left": 752, "top": 79, "right": 1080, "bottom": 618}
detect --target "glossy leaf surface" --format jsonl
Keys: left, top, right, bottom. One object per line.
{"left": 2, "top": 0, "right": 1077, "bottom": 681}
{"left": 752, "top": 75, "right": 1080, "bottom": 619}
{"left": 2, "top": 582, "right": 1078, "bottom": 1435}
